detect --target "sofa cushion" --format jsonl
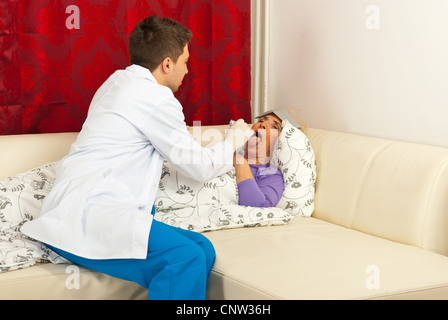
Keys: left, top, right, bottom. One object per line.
{"left": 307, "top": 128, "right": 448, "bottom": 256}
{"left": 155, "top": 162, "right": 293, "bottom": 231}
{"left": 205, "top": 216, "right": 448, "bottom": 300}
{"left": 0, "top": 162, "right": 67, "bottom": 272}
{"left": 270, "top": 120, "right": 316, "bottom": 217}
{"left": 0, "top": 263, "right": 147, "bottom": 300}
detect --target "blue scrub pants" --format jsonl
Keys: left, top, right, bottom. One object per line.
{"left": 47, "top": 208, "right": 216, "bottom": 300}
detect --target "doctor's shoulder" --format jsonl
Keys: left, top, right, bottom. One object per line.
{"left": 124, "top": 69, "right": 175, "bottom": 98}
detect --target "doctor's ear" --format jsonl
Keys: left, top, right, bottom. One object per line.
{"left": 161, "top": 57, "right": 173, "bottom": 74}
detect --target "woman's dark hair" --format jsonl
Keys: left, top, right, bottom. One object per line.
{"left": 129, "top": 15, "right": 192, "bottom": 72}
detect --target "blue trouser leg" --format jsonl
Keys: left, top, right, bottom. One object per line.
{"left": 47, "top": 219, "right": 216, "bottom": 300}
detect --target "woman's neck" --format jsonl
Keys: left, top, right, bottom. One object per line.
{"left": 246, "top": 155, "right": 270, "bottom": 165}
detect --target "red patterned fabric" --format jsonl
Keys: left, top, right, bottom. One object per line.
{"left": 0, "top": 0, "right": 251, "bottom": 135}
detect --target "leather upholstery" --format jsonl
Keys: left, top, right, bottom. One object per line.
{"left": 1, "top": 127, "right": 448, "bottom": 299}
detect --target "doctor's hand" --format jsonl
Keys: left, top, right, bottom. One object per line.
{"left": 225, "top": 119, "right": 254, "bottom": 152}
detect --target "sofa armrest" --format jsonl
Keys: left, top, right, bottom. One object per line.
{"left": 307, "top": 128, "right": 448, "bottom": 256}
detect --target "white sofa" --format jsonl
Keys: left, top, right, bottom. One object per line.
{"left": 1, "top": 126, "right": 448, "bottom": 300}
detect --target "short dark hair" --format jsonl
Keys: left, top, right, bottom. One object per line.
{"left": 129, "top": 15, "right": 192, "bottom": 72}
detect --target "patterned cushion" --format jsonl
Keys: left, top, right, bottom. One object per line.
{"left": 0, "top": 162, "right": 66, "bottom": 272}
{"left": 271, "top": 120, "right": 316, "bottom": 217}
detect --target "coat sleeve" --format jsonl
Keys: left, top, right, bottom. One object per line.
{"left": 138, "top": 93, "right": 234, "bottom": 182}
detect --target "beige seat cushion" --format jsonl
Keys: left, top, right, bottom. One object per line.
{"left": 205, "top": 217, "right": 448, "bottom": 300}
{"left": 0, "top": 263, "right": 147, "bottom": 300}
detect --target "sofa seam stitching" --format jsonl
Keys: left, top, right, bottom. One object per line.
{"left": 361, "top": 283, "right": 448, "bottom": 300}
{"left": 348, "top": 141, "right": 394, "bottom": 228}
{"left": 420, "top": 159, "right": 448, "bottom": 250}
{"left": 210, "top": 269, "right": 283, "bottom": 300}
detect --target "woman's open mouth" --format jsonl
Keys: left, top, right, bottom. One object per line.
{"left": 248, "top": 131, "right": 262, "bottom": 147}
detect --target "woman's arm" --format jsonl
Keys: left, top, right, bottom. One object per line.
{"left": 233, "top": 152, "right": 253, "bottom": 183}
{"left": 234, "top": 153, "right": 284, "bottom": 207}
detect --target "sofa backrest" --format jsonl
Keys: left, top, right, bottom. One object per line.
{"left": 0, "top": 132, "right": 78, "bottom": 179}
{"left": 0, "top": 126, "right": 225, "bottom": 180}
{"left": 307, "top": 128, "right": 448, "bottom": 257}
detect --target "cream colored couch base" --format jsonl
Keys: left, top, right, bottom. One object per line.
{"left": 0, "top": 263, "right": 147, "bottom": 300}
{"left": 1, "top": 127, "right": 448, "bottom": 300}
{"left": 3, "top": 216, "right": 448, "bottom": 300}
{"left": 205, "top": 217, "right": 448, "bottom": 300}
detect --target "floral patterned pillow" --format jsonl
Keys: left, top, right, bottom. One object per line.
{"left": 154, "top": 163, "right": 293, "bottom": 232}
{"left": 271, "top": 120, "right": 316, "bottom": 217}
{"left": 0, "top": 162, "right": 66, "bottom": 272}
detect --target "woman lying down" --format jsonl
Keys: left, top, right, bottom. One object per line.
{"left": 234, "top": 112, "right": 285, "bottom": 208}
{"left": 154, "top": 109, "right": 302, "bottom": 231}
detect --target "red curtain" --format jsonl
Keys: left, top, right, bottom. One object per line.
{"left": 0, "top": 0, "right": 251, "bottom": 135}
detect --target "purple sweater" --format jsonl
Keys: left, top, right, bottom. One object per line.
{"left": 237, "top": 164, "right": 284, "bottom": 208}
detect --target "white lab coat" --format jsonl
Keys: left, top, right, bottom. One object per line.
{"left": 21, "top": 65, "right": 234, "bottom": 260}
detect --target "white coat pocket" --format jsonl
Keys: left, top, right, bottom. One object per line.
{"left": 86, "top": 170, "right": 137, "bottom": 209}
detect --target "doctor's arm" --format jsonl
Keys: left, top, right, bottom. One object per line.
{"left": 143, "top": 97, "right": 251, "bottom": 182}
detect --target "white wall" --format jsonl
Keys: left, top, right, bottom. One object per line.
{"left": 266, "top": 0, "right": 448, "bottom": 148}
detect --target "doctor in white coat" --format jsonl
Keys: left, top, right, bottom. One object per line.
{"left": 21, "top": 15, "right": 253, "bottom": 300}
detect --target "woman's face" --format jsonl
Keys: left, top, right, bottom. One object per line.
{"left": 246, "top": 114, "right": 282, "bottom": 164}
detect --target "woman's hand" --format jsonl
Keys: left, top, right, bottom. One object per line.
{"left": 233, "top": 151, "right": 245, "bottom": 166}
{"left": 233, "top": 152, "right": 253, "bottom": 184}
